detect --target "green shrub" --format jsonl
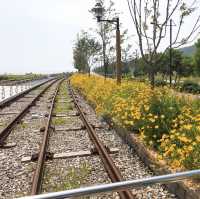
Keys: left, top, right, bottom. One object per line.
{"left": 180, "top": 80, "right": 200, "bottom": 94}
{"left": 137, "top": 91, "right": 185, "bottom": 149}
{"left": 183, "top": 144, "right": 200, "bottom": 170}
{"left": 154, "top": 79, "right": 167, "bottom": 87}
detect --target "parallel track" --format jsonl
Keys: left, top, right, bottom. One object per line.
{"left": 0, "top": 78, "right": 53, "bottom": 109}
{"left": 0, "top": 79, "right": 59, "bottom": 145}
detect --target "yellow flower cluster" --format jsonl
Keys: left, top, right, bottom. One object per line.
{"left": 70, "top": 74, "right": 200, "bottom": 170}
{"left": 70, "top": 74, "right": 152, "bottom": 128}
{"left": 70, "top": 74, "right": 117, "bottom": 114}
{"left": 160, "top": 105, "right": 200, "bottom": 170}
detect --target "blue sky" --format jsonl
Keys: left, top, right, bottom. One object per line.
{"left": 0, "top": 0, "right": 199, "bottom": 74}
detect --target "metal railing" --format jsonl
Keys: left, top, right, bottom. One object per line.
{"left": 18, "top": 169, "right": 200, "bottom": 199}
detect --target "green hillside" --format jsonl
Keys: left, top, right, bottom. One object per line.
{"left": 179, "top": 45, "right": 196, "bottom": 56}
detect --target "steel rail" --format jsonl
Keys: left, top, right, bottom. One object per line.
{"left": 0, "top": 79, "right": 59, "bottom": 145}
{"left": 31, "top": 79, "right": 64, "bottom": 195}
{"left": 0, "top": 78, "right": 54, "bottom": 109}
{"left": 18, "top": 169, "right": 200, "bottom": 199}
{"left": 68, "top": 84, "right": 135, "bottom": 199}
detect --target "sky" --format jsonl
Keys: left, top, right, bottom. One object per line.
{"left": 0, "top": 0, "right": 199, "bottom": 74}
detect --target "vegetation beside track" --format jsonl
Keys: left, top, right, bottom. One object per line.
{"left": 0, "top": 74, "right": 47, "bottom": 82}
{"left": 70, "top": 74, "right": 200, "bottom": 170}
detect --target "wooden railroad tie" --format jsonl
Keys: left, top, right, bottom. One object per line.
{"left": 56, "top": 100, "right": 73, "bottom": 103}
{"left": 21, "top": 147, "right": 119, "bottom": 163}
{"left": 16, "top": 100, "right": 33, "bottom": 103}
{"left": 0, "top": 142, "right": 17, "bottom": 149}
{"left": 23, "top": 96, "right": 37, "bottom": 98}
{"left": 52, "top": 112, "right": 79, "bottom": 117}
{"left": 0, "top": 112, "right": 20, "bottom": 115}
{"left": 55, "top": 125, "right": 103, "bottom": 131}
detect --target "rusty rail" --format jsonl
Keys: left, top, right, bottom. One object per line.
{"left": 68, "top": 83, "right": 135, "bottom": 199}
{"left": 31, "top": 79, "right": 64, "bottom": 195}
{"left": 0, "top": 79, "right": 59, "bottom": 145}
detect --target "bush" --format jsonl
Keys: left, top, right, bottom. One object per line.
{"left": 154, "top": 79, "right": 167, "bottom": 87}
{"left": 159, "top": 103, "right": 200, "bottom": 169}
{"left": 180, "top": 80, "right": 200, "bottom": 94}
{"left": 137, "top": 91, "right": 184, "bottom": 149}
{"left": 71, "top": 74, "right": 200, "bottom": 170}
{"left": 0, "top": 75, "right": 8, "bottom": 81}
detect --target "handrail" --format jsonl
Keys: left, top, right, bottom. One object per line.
{"left": 18, "top": 169, "right": 200, "bottom": 199}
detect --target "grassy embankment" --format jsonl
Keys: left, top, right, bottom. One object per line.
{"left": 0, "top": 74, "right": 46, "bottom": 82}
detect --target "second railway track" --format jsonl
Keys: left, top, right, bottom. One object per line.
{"left": 0, "top": 79, "right": 59, "bottom": 145}
{"left": 0, "top": 79, "right": 61, "bottom": 198}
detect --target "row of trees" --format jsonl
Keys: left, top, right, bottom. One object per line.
{"left": 94, "top": 39, "right": 200, "bottom": 84}
{"left": 126, "top": 0, "right": 200, "bottom": 86}
{"left": 73, "top": 0, "right": 200, "bottom": 86}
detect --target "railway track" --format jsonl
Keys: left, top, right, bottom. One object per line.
{"left": 0, "top": 78, "right": 53, "bottom": 109}
{"left": 29, "top": 80, "right": 134, "bottom": 198}
{"left": 0, "top": 79, "right": 59, "bottom": 145}
{"left": 31, "top": 80, "right": 63, "bottom": 194}
{"left": 0, "top": 79, "right": 176, "bottom": 198}
{"left": 0, "top": 79, "right": 61, "bottom": 198}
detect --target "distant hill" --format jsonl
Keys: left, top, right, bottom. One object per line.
{"left": 179, "top": 45, "right": 196, "bottom": 56}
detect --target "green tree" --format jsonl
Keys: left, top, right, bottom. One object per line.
{"left": 181, "top": 56, "right": 194, "bottom": 76}
{"left": 158, "top": 49, "right": 194, "bottom": 84}
{"left": 73, "top": 31, "right": 101, "bottom": 74}
{"left": 194, "top": 39, "right": 200, "bottom": 75}
{"left": 126, "top": 0, "right": 200, "bottom": 87}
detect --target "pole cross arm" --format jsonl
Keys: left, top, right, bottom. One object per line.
{"left": 99, "top": 19, "right": 117, "bottom": 23}
{"left": 98, "top": 18, "right": 120, "bottom": 30}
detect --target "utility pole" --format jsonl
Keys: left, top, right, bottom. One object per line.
{"left": 116, "top": 18, "right": 122, "bottom": 84}
{"left": 92, "top": 1, "right": 122, "bottom": 85}
{"left": 151, "top": 19, "right": 175, "bottom": 87}
{"left": 102, "top": 40, "right": 107, "bottom": 79}
{"left": 133, "top": 49, "right": 138, "bottom": 77}
{"left": 169, "top": 19, "right": 172, "bottom": 87}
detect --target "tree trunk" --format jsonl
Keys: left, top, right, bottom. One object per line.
{"left": 174, "top": 74, "right": 178, "bottom": 87}
{"left": 116, "top": 28, "right": 122, "bottom": 84}
{"left": 162, "top": 73, "right": 165, "bottom": 81}
{"left": 149, "top": 65, "right": 155, "bottom": 88}
{"left": 103, "top": 41, "right": 107, "bottom": 79}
